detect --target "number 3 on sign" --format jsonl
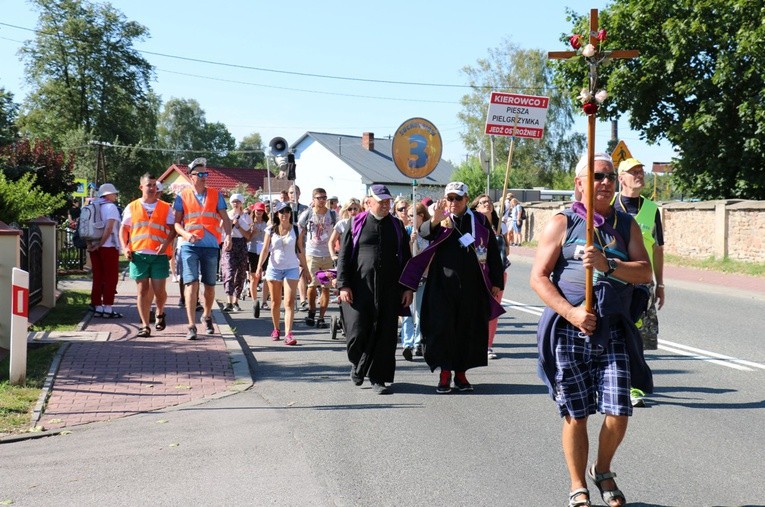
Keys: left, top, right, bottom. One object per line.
{"left": 391, "top": 117, "right": 443, "bottom": 180}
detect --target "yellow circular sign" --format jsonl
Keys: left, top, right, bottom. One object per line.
{"left": 391, "top": 117, "right": 442, "bottom": 180}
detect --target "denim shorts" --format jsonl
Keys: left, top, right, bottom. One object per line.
{"left": 554, "top": 324, "right": 632, "bottom": 419}
{"left": 265, "top": 266, "right": 300, "bottom": 282}
{"left": 180, "top": 245, "right": 219, "bottom": 286}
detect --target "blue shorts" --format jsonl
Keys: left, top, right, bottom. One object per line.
{"left": 554, "top": 324, "right": 632, "bottom": 419}
{"left": 180, "top": 245, "right": 219, "bottom": 286}
{"left": 265, "top": 266, "right": 300, "bottom": 282}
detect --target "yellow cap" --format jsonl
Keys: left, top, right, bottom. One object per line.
{"left": 618, "top": 157, "right": 644, "bottom": 173}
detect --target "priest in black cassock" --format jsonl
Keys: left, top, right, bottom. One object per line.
{"left": 337, "top": 184, "right": 413, "bottom": 395}
{"left": 400, "top": 182, "right": 505, "bottom": 393}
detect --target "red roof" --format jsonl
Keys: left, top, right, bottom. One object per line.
{"left": 158, "top": 164, "right": 291, "bottom": 196}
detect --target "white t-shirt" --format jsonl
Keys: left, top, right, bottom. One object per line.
{"left": 334, "top": 218, "right": 351, "bottom": 236}
{"left": 298, "top": 207, "right": 334, "bottom": 258}
{"left": 228, "top": 209, "right": 253, "bottom": 239}
{"left": 266, "top": 225, "right": 300, "bottom": 270}
{"left": 96, "top": 198, "right": 122, "bottom": 250}
{"left": 249, "top": 220, "right": 268, "bottom": 254}
{"left": 121, "top": 200, "right": 175, "bottom": 254}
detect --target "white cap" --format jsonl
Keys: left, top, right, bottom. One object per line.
{"left": 575, "top": 152, "right": 614, "bottom": 176}
{"left": 444, "top": 181, "right": 468, "bottom": 196}
{"left": 229, "top": 193, "right": 244, "bottom": 204}
{"left": 98, "top": 183, "right": 119, "bottom": 197}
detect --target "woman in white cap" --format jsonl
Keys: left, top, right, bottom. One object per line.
{"left": 222, "top": 194, "right": 253, "bottom": 311}
{"left": 88, "top": 183, "right": 123, "bottom": 318}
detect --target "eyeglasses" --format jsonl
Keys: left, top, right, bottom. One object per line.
{"left": 396, "top": 207, "right": 407, "bottom": 212}
{"left": 277, "top": 209, "right": 291, "bottom": 214}
{"left": 348, "top": 207, "right": 360, "bottom": 212}
{"left": 191, "top": 172, "right": 209, "bottom": 178}
{"left": 314, "top": 195, "right": 327, "bottom": 200}
{"left": 478, "top": 200, "right": 492, "bottom": 206}
{"left": 446, "top": 195, "right": 464, "bottom": 202}
{"left": 593, "top": 172, "right": 617, "bottom": 182}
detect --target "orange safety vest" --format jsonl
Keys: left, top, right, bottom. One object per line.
{"left": 180, "top": 187, "right": 223, "bottom": 243}
{"left": 128, "top": 199, "right": 173, "bottom": 257}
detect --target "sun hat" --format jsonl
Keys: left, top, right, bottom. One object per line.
{"left": 98, "top": 183, "right": 119, "bottom": 197}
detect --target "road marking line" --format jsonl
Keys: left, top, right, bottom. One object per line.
{"left": 659, "top": 339, "right": 765, "bottom": 371}
{"left": 501, "top": 299, "right": 544, "bottom": 317}
{"left": 657, "top": 344, "right": 754, "bottom": 371}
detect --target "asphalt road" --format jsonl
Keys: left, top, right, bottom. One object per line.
{"left": 1, "top": 254, "right": 764, "bottom": 506}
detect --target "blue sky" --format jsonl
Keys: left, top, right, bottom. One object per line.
{"left": 0, "top": 0, "right": 674, "bottom": 169}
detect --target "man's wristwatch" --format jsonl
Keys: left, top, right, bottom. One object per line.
{"left": 604, "top": 258, "right": 618, "bottom": 276}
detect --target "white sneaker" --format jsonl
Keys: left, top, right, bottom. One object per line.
{"left": 488, "top": 348, "right": 498, "bottom": 359}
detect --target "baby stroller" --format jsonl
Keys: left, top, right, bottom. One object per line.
{"left": 316, "top": 268, "right": 344, "bottom": 340}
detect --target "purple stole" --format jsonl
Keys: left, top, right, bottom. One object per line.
{"left": 399, "top": 212, "right": 505, "bottom": 321}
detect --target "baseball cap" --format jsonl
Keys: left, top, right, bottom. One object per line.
{"left": 575, "top": 152, "right": 614, "bottom": 177}
{"left": 618, "top": 157, "right": 644, "bottom": 173}
{"left": 367, "top": 184, "right": 392, "bottom": 202}
{"left": 444, "top": 181, "right": 468, "bottom": 197}
{"left": 98, "top": 183, "right": 119, "bottom": 197}
{"left": 229, "top": 193, "right": 244, "bottom": 204}
{"left": 273, "top": 201, "right": 291, "bottom": 213}
{"left": 421, "top": 197, "right": 433, "bottom": 207}
{"left": 187, "top": 157, "right": 207, "bottom": 174}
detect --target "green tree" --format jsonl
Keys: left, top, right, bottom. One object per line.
{"left": 157, "top": 98, "right": 237, "bottom": 166}
{"left": 0, "top": 137, "right": 76, "bottom": 221}
{"left": 18, "top": 0, "right": 156, "bottom": 147}
{"left": 554, "top": 1, "right": 765, "bottom": 199}
{"left": 458, "top": 39, "right": 585, "bottom": 190}
{"left": 0, "top": 171, "right": 66, "bottom": 226}
{"left": 0, "top": 87, "right": 18, "bottom": 145}
{"left": 230, "top": 132, "right": 265, "bottom": 168}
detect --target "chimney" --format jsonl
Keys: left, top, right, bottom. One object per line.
{"left": 362, "top": 132, "right": 375, "bottom": 151}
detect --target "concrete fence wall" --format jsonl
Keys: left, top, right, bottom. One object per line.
{"left": 523, "top": 199, "right": 765, "bottom": 263}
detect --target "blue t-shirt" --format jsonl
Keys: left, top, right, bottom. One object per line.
{"left": 173, "top": 191, "right": 227, "bottom": 248}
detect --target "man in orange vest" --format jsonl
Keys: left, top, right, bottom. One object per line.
{"left": 120, "top": 173, "right": 177, "bottom": 337}
{"left": 173, "top": 158, "right": 232, "bottom": 340}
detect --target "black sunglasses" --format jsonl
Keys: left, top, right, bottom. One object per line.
{"left": 446, "top": 195, "right": 464, "bottom": 202}
{"left": 396, "top": 207, "right": 407, "bottom": 212}
{"left": 593, "top": 172, "right": 617, "bottom": 182}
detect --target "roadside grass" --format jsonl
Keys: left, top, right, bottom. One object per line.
{"left": 0, "top": 344, "right": 60, "bottom": 435}
{"left": 29, "top": 290, "right": 91, "bottom": 332}
{"left": 1, "top": 289, "right": 90, "bottom": 436}
{"left": 664, "top": 254, "right": 765, "bottom": 277}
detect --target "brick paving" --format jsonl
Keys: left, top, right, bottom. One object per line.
{"left": 40, "top": 282, "right": 236, "bottom": 430}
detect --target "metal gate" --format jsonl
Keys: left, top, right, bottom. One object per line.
{"left": 20, "top": 223, "right": 43, "bottom": 307}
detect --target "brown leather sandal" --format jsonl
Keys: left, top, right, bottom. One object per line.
{"left": 154, "top": 313, "right": 166, "bottom": 331}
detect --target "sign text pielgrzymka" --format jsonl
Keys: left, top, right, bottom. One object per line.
{"left": 484, "top": 92, "right": 549, "bottom": 139}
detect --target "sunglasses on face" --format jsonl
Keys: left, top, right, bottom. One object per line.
{"left": 478, "top": 200, "right": 492, "bottom": 206}
{"left": 348, "top": 207, "right": 359, "bottom": 212}
{"left": 446, "top": 195, "right": 464, "bottom": 202}
{"left": 396, "top": 207, "right": 407, "bottom": 212}
{"left": 593, "top": 172, "right": 617, "bottom": 182}
{"left": 314, "top": 195, "right": 327, "bottom": 200}
{"left": 192, "top": 172, "right": 209, "bottom": 178}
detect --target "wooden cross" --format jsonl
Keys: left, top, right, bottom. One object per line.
{"left": 548, "top": 8, "right": 639, "bottom": 311}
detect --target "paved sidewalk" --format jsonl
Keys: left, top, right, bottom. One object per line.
{"left": 35, "top": 278, "right": 250, "bottom": 431}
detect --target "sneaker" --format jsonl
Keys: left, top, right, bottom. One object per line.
{"left": 402, "top": 347, "right": 413, "bottom": 361}
{"left": 414, "top": 344, "right": 423, "bottom": 357}
{"left": 370, "top": 381, "right": 391, "bottom": 395}
{"left": 223, "top": 303, "right": 234, "bottom": 312}
{"left": 202, "top": 315, "right": 214, "bottom": 334}
{"left": 270, "top": 329, "right": 281, "bottom": 341}
{"left": 261, "top": 301, "right": 270, "bottom": 311}
{"left": 487, "top": 348, "right": 498, "bottom": 360}
{"left": 436, "top": 370, "right": 452, "bottom": 394}
{"left": 299, "top": 301, "right": 309, "bottom": 312}
{"left": 630, "top": 387, "right": 646, "bottom": 407}
{"left": 315, "top": 317, "right": 328, "bottom": 329}
{"left": 195, "top": 302, "right": 203, "bottom": 312}
{"left": 453, "top": 372, "right": 474, "bottom": 392}
{"left": 232, "top": 302, "right": 242, "bottom": 312}
{"left": 186, "top": 326, "right": 197, "bottom": 341}
{"left": 304, "top": 311, "right": 316, "bottom": 327}
{"left": 284, "top": 333, "right": 297, "bottom": 346}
